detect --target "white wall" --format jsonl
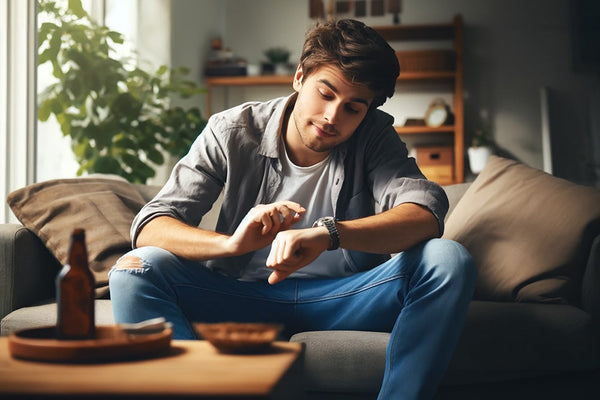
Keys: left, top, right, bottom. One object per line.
{"left": 170, "top": 0, "right": 599, "bottom": 185}
{"left": 171, "top": 0, "right": 225, "bottom": 113}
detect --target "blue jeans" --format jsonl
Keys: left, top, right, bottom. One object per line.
{"left": 109, "top": 238, "right": 476, "bottom": 400}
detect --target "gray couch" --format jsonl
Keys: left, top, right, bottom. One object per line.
{"left": 2, "top": 156, "right": 600, "bottom": 399}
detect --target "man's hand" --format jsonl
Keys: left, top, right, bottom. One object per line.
{"left": 226, "top": 201, "right": 305, "bottom": 256}
{"left": 266, "top": 226, "right": 330, "bottom": 284}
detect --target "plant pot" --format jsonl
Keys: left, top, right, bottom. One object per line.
{"left": 468, "top": 146, "right": 493, "bottom": 174}
{"left": 274, "top": 63, "right": 292, "bottom": 75}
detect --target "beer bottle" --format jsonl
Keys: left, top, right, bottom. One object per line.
{"left": 56, "top": 228, "right": 95, "bottom": 339}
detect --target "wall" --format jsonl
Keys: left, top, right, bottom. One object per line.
{"left": 171, "top": 0, "right": 225, "bottom": 113}
{"left": 171, "top": 0, "right": 599, "bottom": 185}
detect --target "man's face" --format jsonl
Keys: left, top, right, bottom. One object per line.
{"left": 285, "top": 65, "right": 375, "bottom": 166}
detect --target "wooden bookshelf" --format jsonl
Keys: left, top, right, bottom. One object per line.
{"left": 374, "top": 15, "right": 465, "bottom": 183}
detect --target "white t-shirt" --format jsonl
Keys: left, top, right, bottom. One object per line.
{"left": 240, "top": 143, "right": 349, "bottom": 281}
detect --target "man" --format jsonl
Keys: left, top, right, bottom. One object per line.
{"left": 109, "top": 19, "right": 476, "bottom": 400}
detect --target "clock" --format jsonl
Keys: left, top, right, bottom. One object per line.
{"left": 424, "top": 98, "right": 454, "bottom": 127}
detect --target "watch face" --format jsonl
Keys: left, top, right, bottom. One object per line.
{"left": 427, "top": 107, "right": 447, "bottom": 127}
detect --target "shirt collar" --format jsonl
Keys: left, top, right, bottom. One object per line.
{"left": 258, "top": 93, "right": 297, "bottom": 158}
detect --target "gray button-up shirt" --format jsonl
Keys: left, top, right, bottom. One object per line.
{"left": 131, "top": 94, "right": 449, "bottom": 278}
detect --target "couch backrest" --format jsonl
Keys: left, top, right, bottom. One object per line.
{"left": 135, "top": 184, "right": 162, "bottom": 202}
{"left": 443, "top": 183, "right": 471, "bottom": 222}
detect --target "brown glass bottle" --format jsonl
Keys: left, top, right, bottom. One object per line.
{"left": 56, "top": 228, "right": 95, "bottom": 339}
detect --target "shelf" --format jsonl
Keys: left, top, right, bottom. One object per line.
{"left": 374, "top": 15, "right": 464, "bottom": 184}
{"left": 374, "top": 23, "right": 455, "bottom": 41}
{"left": 204, "top": 72, "right": 453, "bottom": 86}
{"left": 395, "top": 125, "right": 455, "bottom": 135}
{"left": 206, "top": 75, "right": 293, "bottom": 86}
{"left": 398, "top": 71, "right": 455, "bottom": 81}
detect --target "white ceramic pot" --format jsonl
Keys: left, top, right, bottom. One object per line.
{"left": 274, "top": 63, "right": 291, "bottom": 75}
{"left": 468, "top": 146, "right": 493, "bottom": 174}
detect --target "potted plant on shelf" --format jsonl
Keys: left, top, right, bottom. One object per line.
{"left": 468, "top": 128, "right": 494, "bottom": 174}
{"left": 263, "top": 47, "right": 292, "bottom": 75}
{"left": 37, "top": 0, "right": 207, "bottom": 183}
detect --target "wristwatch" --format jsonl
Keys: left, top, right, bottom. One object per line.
{"left": 312, "top": 217, "right": 340, "bottom": 251}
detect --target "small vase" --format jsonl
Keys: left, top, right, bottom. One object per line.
{"left": 468, "top": 146, "right": 493, "bottom": 174}
{"left": 274, "top": 63, "right": 291, "bottom": 75}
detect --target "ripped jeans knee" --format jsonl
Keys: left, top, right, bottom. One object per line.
{"left": 114, "top": 255, "right": 146, "bottom": 270}
{"left": 108, "top": 246, "right": 199, "bottom": 338}
{"left": 109, "top": 246, "right": 177, "bottom": 278}
{"left": 109, "top": 255, "right": 149, "bottom": 279}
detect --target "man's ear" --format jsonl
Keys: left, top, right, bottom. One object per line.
{"left": 292, "top": 65, "right": 303, "bottom": 91}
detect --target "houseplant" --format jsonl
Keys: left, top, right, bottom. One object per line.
{"left": 468, "top": 128, "right": 494, "bottom": 174}
{"left": 37, "top": 0, "right": 206, "bottom": 183}
{"left": 263, "top": 47, "right": 292, "bottom": 75}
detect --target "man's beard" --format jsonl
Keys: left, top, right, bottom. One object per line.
{"left": 292, "top": 111, "right": 336, "bottom": 154}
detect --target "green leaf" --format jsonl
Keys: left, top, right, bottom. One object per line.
{"left": 72, "top": 139, "right": 89, "bottom": 158}
{"left": 107, "top": 31, "right": 124, "bottom": 44}
{"left": 68, "top": 0, "right": 87, "bottom": 19}
{"left": 38, "top": 22, "right": 58, "bottom": 47}
{"left": 146, "top": 147, "right": 165, "bottom": 165}
{"left": 121, "top": 153, "right": 156, "bottom": 179}
{"left": 46, "top": 28, "right": 63, "bottom": 61}
{"left": 156, "top": 65, "right": 169, "bottom": 76}
{"left": 69, "top": 26, "right": 89, "bottom": 45}
{"left": 94, "top": 155, "right": 122, "bottom": 174}
{"left": 38, "top": 99, "right": 53, "bottom": 121}
{"left": 50, "top": 59, "right": 64, "bottom": 79}
{"left": 38, "top": 48, "right": 52, "bottom": 65}
{"left": 113, "top": 135, "right": 136, "bottom": 149}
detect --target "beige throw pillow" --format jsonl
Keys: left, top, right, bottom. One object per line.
{"left": 443, "top": 156, "right": 600, "bottom": 303}
{"left": 7, "top": 178, "right": 147, "bottom": 298}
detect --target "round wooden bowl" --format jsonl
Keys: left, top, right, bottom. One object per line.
{"left": 193, "top": 322, "right": 283, "bottom": 353}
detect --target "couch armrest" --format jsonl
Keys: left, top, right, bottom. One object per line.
{"left": 0, "top": 224, "right": 61, "bottom": 320}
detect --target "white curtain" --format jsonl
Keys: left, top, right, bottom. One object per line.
{"left": 1, "top": 0, "right": 37, "bottom": 224}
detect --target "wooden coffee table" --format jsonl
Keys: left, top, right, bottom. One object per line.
{"left": 0, "top": 338, "right": 304, "bottom": 399}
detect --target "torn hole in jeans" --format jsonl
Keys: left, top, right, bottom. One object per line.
{"left": 112, "top": 255, "right": 149, "bottom": 273}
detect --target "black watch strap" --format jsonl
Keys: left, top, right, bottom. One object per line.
{"left": 312, "top": 217, "right": 340, "bottom": 251}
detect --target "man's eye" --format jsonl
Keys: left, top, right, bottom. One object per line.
{"left": 319, "top": 90, "right": 333, "bottom": 99}
{"left": 346, "top": 105, "right": 359, "bottom": 114}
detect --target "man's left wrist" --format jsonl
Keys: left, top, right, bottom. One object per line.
{"left": 312, "top": 217, "right": 339, "bottom": 250}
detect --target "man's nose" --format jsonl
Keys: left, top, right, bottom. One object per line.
{"left": 323, "top": 102, "right": 342, "bottom": 124}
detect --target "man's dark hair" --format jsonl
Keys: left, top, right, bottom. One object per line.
{"left": 300, "top": 19, "right": 400, "bottom": 108}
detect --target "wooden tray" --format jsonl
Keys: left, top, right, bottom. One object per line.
{"left": 8, "top": 325, "right": 172, "bottom": 363}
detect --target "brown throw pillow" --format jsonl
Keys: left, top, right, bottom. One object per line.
{"left": 443, "top": 156, "right": 600, "bottom": 303}
{"left": 7, "top": 177, "right": 147, "bottom": 298}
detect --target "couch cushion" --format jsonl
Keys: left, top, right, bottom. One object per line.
{"left": 7, "top": 178, "right": 146, "bottom": 298}
{"left": 443, "top": 156, "right": 600, "bottom": 303}
{"left": 290, "top": 301, "right": 600, "bottom": 392}
{"left": 0, "top": 299, "right": 114, "bottom": 337}
{"left": 290, "top": 330, "right": 388, "bottom": 393}
{"left": 444, "top": 301, "right": 600, "bottom": 385}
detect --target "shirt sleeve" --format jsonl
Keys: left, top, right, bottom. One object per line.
{"left": 363, "top": 111, "right": 449, "bottom": 235}
{"left": 130, "top": 117, "right": 227, "bottom": 247}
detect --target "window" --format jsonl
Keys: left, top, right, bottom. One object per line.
{"left": 36, "top": 0, "right": 139, "bottom": 182}
{"left": 1, "top": 0, "right": 36, "bottom": 223}
{"left": 2, "top": 0, "right": 172, "bottom": 223}
{"left": 35, "top": 0, "right": 171, "bottom": 183}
